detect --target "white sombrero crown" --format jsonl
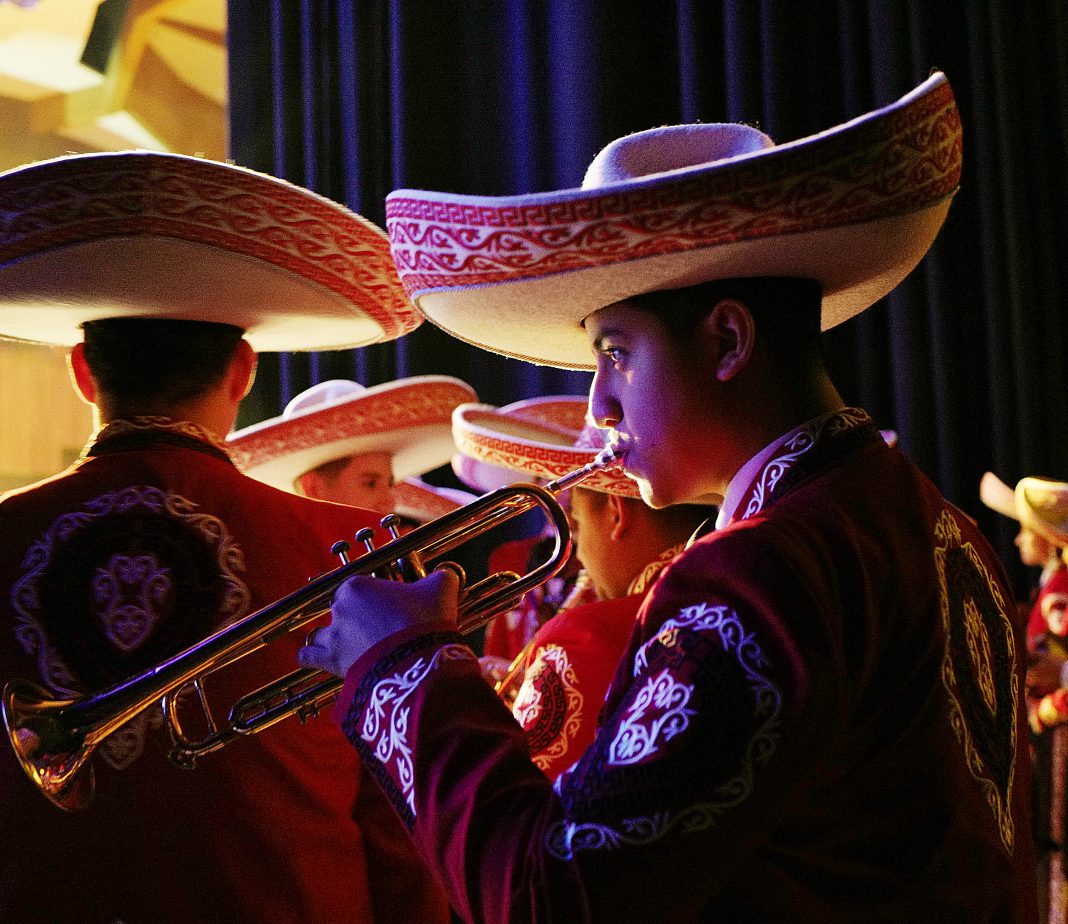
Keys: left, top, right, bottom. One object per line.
{"left": 229, "top": 377, "right": 477, "bottom": 491}
{"left": 0, "top": 150, "right": 420, "bottom": 351}
{"left": 386, "top": 72, "right": 962, "bottom": 369}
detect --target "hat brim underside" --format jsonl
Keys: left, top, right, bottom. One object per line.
{"left": 0, "top": 237, "right": 389, "bottom": 351}
{"left": 411, "top": 203, "right": 951, "bottom": 370}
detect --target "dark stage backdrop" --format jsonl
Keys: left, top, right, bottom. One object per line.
{"left": 226, "top": 0, "right": 1068, "bottom": 595}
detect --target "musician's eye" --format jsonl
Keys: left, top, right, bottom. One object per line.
{"left": 600, "top": 346, "right": 626, "bottom": 369}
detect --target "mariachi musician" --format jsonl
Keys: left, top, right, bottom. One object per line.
{"left": 228, "top": 376, "right": 477, "bottom": 515}
{"left": 453, "top": 398, "right": 712, "bottom": 778}
{"left": 0, "top": 152, "right": 449, "bottom": 923}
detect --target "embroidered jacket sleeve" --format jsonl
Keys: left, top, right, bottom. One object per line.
{"left": 335, "top": 524, "right": 829, "bottom": 922}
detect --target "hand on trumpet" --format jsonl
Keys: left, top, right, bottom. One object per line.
{"left": 298, "top": 568, "right": 462, "bottom": 678}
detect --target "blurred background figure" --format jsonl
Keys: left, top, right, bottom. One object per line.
{"left": 452, "top": 396, "right": 594, "bottom": 676}
{"left": 983, "top": 471, "right": 1068, "bottom": 922}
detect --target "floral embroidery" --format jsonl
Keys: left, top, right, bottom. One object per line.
{"left": 92, "top": 553, "right": 172, "bottom": 652}
{"left": 607, "top": 669, "right": 695, "bottom": 766}
{"left": 626, "top": 543, "right": 684, "bottom": 597}
{"left": 10, "top": 486, "right": 249, "bottom": 770}
{"left": 360, "top": 644, "right": 473, "bottom": 816}
{"left": 933, "top": 508, "right": 1017, "bottom": 854}
{"left": 546, "top": 601, "right": 782, "bottom": 859}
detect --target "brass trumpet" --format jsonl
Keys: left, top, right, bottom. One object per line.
{"left": 2, "top": 447, "right": 620, "bottom": 811}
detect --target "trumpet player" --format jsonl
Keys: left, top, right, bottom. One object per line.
{"left": 300, "top": 75, "right": 1038, "bottom": 921}
{"left": 0, "top": 153, "right": 449, "bottom": 923}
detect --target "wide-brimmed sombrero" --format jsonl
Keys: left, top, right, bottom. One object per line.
{"left": 386, "top": 72, "right": 961, "bottom": 369}
{"left": 452, "top": 396, "right": 639, "bottom": 497}
{"left": 393, "top": 478, "right": 477, "bottom": 524}
{"left": 982, "top": 471, "right": 1068, "bottom": 548}
{"left": 228, "top": 377, "right": 477, "bottom": 491}
{"left": 0, "top": 150, "right": 420, "bottom": 350}
{"left": 980, "top": 472, "right": 1018, "bottom": 521}
{"left": 1015, "top": 477, "right": 1068, "bottom": 548}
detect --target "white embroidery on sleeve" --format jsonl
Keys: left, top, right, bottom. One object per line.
{"left": 360, "top": 644, "right": 474, "bottom": 816}
{"left": 546, "top": 601, "right": 783, "bottom": 859}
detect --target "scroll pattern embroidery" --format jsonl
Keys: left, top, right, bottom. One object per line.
{"left": 933, "top": 508, "right": 1017, "bottom": 855}
{"left": 386, "top": 81, "right": 960, "bottom": 294}
{"left": 513, "top": 644, "right": 584, "bottom": 772}
{"left": 360, "top": 643, "right": 474, "bottom": 817}
{"left": 740, "top": 408, "right": 871, "bottom": 521}
{"left": 608, "top": 669, "right": 696, "bottom": 766}
{"left": 546, "top": 602, "right": 782, "bottom": 859}
{"left": 11, "top": 486, "right": 249, "bottom": 770}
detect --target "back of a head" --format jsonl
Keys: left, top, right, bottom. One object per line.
{"left": 81, "top": 317, "right": 245, "bottom": 405}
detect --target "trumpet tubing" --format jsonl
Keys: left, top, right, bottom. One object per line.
{"left": 2, "top": 446, "right": 620, "bottom": 811}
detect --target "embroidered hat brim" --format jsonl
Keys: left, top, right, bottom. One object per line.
{"left": 386, "top": 72, "right": 961, "bottom": 370}
{"left": 0, "top": 150, "right": 421, "bottom": 351}
{"left": 1015, "top": 477, "right": 1068, "bottom": 548}
{"left": 228, "top": 376, "right": 477, "bottom": 491}
{"left": 452, "top": 398, "right": 640, "bottom": 497}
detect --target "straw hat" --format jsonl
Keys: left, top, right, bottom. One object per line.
{"left": 452, "top": 396, "right": 639, "bottom": 497}
{"left": 229, "top": 377, "right": 477, "bottom": 492}
{"left": 386, "top": 72, "right": 961, "bottom": 369}
{"left": 0, "top": 150, "right": 420, "bottom": 351}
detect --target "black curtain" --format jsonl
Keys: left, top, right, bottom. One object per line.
{"left": 226, "top": 0, "right": 1068, "bottom": 594}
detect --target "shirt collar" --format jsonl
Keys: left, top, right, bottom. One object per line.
{"left": 84, "top": 416, "right": 235, "bottom": 463}
{"left": 714, "top": 408, "right": 849, "bottom": 530}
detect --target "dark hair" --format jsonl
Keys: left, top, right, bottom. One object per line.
{"left": 626, "top": 276, "right": 824, "bottom": 368}
{"left": 81, "top": 318, "right": 245, "bottom": 404}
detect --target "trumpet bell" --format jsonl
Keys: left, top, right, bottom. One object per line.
{"left": 2, "top": 680, "right": 95, "bottom": 811}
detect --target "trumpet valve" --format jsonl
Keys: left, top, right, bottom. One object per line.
{"left": 331, "top": 540, "right": 351, "bottom": 564}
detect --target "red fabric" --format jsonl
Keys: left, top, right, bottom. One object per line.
{"left": 0, "top": 431, "right": 449, "bottom": 924}
{"left": 335, "top": 410, "right": 1038, "bottom": 923}
{"left": 512, "top": 593, "right": 642, "bottom": 780}
{"left": 1026, "top": 566, "right": 1068, "bottom": 650}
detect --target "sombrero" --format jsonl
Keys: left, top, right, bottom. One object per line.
{"left": 386, "top": 72, "right": 962, "bottom": 369}
{"left": 1014, "top": 477, "right": 1068, "bottom": 549}
{"left": 228, "top": 377, "right": 477, "bottom": 492}
{"left": 980, "top": 472, "right": 1018, "bottom": 521}
{"left": 452, "top": 396, "right": 639, "bottom": 497}
{"left": 0, "top": 150, "right": 420, "bottom": 351}
{"left": 393, "top": 478, "right": 477, "bottom": 524}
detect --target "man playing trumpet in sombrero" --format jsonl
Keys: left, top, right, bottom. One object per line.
{"left": 301, "top": 73, "right": 1038, "bottom": 920}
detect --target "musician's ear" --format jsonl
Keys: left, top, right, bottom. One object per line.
{"left": 699, "top": 298, "right": 755, "bottom": 383}
{"left": 67, "top": 343, "right": 97, "bottom": 405}
{"left": 227, "top": 339, "right": 257, "bottom": 402}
